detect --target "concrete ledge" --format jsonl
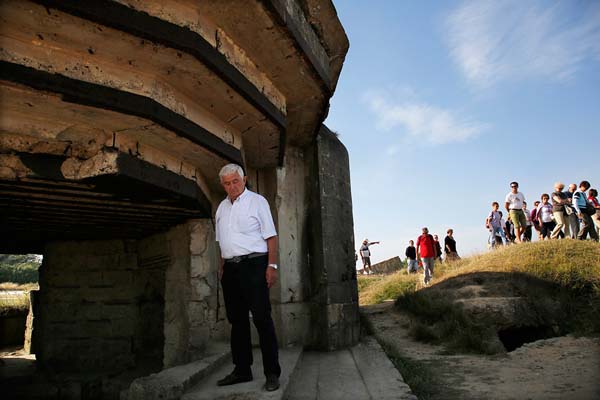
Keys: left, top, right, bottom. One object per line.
{"left": 125, "top": 342, "right": 230, "bottom": 400}
{"left": 350, "top": 336, "right": 417, "bottom": 400}
{"left": 182, "top": 346, "right": 302, "bottom": 400}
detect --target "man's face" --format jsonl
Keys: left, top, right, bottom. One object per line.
{"left": 422, "top": 228, "right": 428, "bottom": 234}
{"left": 409, "top": 241, "right": 413, "bottom": 246}
{"left": 220, "top": 172, "right": 247, "bottom": 200}
{"left": 493, "top": 204, "right": 499, "bottom": 211}
{"left": 434, "top": 235, "right": 438, "bottom": 241}
{"left": 511, "top": 183, "right": 518, "bottom": 193}
{"left": 580, "top": 185, "right": 587, "bottom": 192}
{"left": 569, "top": 184, "right": 576, "bottom": 193}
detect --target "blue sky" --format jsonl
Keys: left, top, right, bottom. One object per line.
{"left": 325, "top": 0, "right": 600, "bottom": 264}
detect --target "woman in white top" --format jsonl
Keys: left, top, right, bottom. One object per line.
{"left": 537, "top": 194, "right": 556, "bottom": 240}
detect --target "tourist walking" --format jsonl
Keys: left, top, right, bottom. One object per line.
{"left": 522, "top": 201, "right": 533, "bottom": 242}
{"left": 537, "top": 194, "right": 555, "bottom": 240}
{"left": 416, "top": 227, "right": 436, "bottom": 285}
{"left": 215, "top": 163, "right": 281, "bottom": 391}
{"left": 433, "top": 234, "right": 443, "bottom": 263}
{"left": 405, "top": 240, "right": 418, "bottom": 273}
{"left": 505, "top": 181, "right": 527, "bottom": 243}
{"left": 573, "top": 181, "right": 599, "bottom": 241}
{"left": 486, "top": 202, "right": 507, "bottom": 248}
{"left": 444, "top": 229, "right": 460, "bottom": 260}
{"left": 531, "top": 200, "right": 542, "bottom": 240}
{"left": 588, "top": 189, "right": 600, "bottom": 238}
{"left": 359, "top": 239, "right": 380, "bottom": 274}
{"left": 565, "top": 183, "right": 580, "bottom": 239}
{"left": 551, "top": 182, "right": 569, "bottom": 239}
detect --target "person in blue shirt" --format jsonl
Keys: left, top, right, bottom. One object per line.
{"left": 572, "top": 180, "right": 599, "bottom": 241}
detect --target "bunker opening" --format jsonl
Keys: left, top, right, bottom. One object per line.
{"left": 497, "top": 325, "right": 556, "bottom": 352}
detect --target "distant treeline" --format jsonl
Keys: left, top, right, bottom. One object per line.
{"left": 0, "top": 255, "right": 40, "bottom": 284}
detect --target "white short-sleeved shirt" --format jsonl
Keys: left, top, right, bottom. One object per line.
{"left": 505, "top": 191, "right": 525, "bottom": 210}
{"left": 215, "top": 189, "right": 277, "bottom": 259}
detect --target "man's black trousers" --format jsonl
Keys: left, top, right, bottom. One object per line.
{"left": 221, "top": 255, "right": 281, "bottom": 377}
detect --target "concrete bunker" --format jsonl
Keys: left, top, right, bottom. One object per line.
{"left": 1, "top": 1, "right": 356, "bottom": 398}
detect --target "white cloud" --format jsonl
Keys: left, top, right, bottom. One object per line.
{"left": 364, "top": 92, "right": 486, "bottom": 145}
{"left": 445, "top": 0, "right": 600, "bottom": 88}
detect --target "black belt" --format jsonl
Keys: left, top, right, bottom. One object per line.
{"left": 224, "top": 252, "right": 267, "bottom": 263}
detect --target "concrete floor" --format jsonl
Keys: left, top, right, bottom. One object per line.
{"left": 182, "top": 337, "right": 416, "bottom": 400}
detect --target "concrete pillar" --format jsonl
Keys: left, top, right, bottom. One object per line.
{"left": 307, "top": 126, "right": 359, "bottom": 350}
{"left": 272, "top": 146, "right": 312, "bottom": 346}
{"left": 140, "top": 220, "right": 227, "bottom": 368}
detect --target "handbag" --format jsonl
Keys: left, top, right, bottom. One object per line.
{"left": 564, "top": 205, "right": 574, "bottom": 216}
{"left": 585, "top": 203, "right": 597, "bottom": 215}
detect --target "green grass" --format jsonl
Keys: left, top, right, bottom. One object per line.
{"left": 0, "top": 254, "right": 40, "bottom": 284}
{"left": 359, "top": 240, "right": 600, "bottom": 353}
{"left": 0, "top": 291, "right": 30, "bottom": 317}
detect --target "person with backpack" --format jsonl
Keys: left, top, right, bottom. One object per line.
{"left": 573, "top": 180, "right": 599, "bottom": 241}
{"left": 416, "top": 227, "right": 436, "bottom": 285}
{"left": 486, "top": 202, "right": 506, "bottom": 248}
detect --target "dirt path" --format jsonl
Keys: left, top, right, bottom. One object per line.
{"left": 362, "top": 302, "right": 600, "bottom": 400}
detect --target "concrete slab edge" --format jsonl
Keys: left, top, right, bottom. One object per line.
{"left": 351, "top": 336, "right": 418, "bottom": 400}
{"left": 281, "top": 347, "right": 306, "bottom": 399}
{"left": 124, "top": 344, "right": 231, "bottom": 400}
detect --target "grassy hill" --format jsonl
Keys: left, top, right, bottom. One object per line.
{"left": 359, "top": 240, "right": 600, "bottom": 354}
{"left": 0, "top": 254, "right": 40, "bottom": 285}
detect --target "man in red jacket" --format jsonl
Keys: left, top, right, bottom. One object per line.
{"left": 416, "top": 227, "right": 436, "bottom": 285}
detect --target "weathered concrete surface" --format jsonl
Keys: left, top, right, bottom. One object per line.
{"left": 126, "top": 342, "right": 230, "bottom": 400}
{"left": 285, "top": 337, "right": 417, "bottom": 400}
{"left": 181, "top": 346, "right": 302, "bottom": 400}
{"left": 371, "top": 256, "right": 403, "bottom": 274}
{"left": 139, "top": 220, "right": 227, "bottom": 368}
{"left": 307, "top": 126, "right": 359, "bottom": 350}
{"left": 36, "top": 239, "right": 153, "bottom": 373}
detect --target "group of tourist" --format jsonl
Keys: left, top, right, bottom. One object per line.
{"left": 404, "top": 228, "right": 459, "bottom": 284}
{"left": 486, "top": 180, "right": 600, "bottom": 247}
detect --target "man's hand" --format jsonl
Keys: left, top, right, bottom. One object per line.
{"left": 218, "top": 259, "right": 224, "bottom": 280}
{"left": 266, "top": 266, "right": 278, "bottom": 288}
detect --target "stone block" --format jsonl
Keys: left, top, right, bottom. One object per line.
{"left": 371, "top": 256, "right": 403, "bottom": 274}
{"left": 188, "top": 301, "right": 209, "bottom": 327}
{"left": 190, "top": 278, "right": 213, "bottom": 301}
{"left": 102, "top": 270, "right": 134, "bottom": 286}
{"left": 189, "top": 220, "right": 212, "bottom": 256}
{"left": 190, "top": 255, "right": 212, "bottom": 279}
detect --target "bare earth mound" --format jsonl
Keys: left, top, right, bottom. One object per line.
{"left": 362, "top": 302, "right": 600, "bottom": 400}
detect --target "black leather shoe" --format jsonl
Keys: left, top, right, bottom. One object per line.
{"left": 217, "top": 370, "right": 253, "bottom": 386}
{"left": 265, "top": 374, "right": 280, "bottom": 391}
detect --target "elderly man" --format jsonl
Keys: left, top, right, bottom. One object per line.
{"left": 505, "top": 181, "right": 527, "bottom": 243}
{"left": 215, "top": 163, "right": 281, "bottom": 391}
{"left": 551, "top": 182, "right": 569, "bottom": 239}
{"left": 416, "top": 227, "right": 435, "bottom": 285}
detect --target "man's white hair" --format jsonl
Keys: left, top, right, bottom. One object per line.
{"left": 555, "top": 182, "right": 564, "bottom": 189}
{"left": 219, "top": 163, "right": 245, "bottom": 180}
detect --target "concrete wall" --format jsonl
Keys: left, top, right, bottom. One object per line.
{"left": 150, "top": 219, "right": 227, "bottom": 368}
{"left": 307, "top": 127, "right": 359, "bottom": 350}
{"left": 272, "top": 146, "right": 312, "bottom": 346}
{"left": 33, "top": 219, "right": 227, "bottom": 373}
{"left": 36, "top": 240, "right": 155, "bottom": 372}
